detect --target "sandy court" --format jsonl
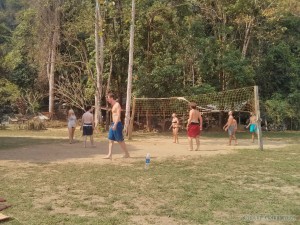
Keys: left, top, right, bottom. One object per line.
{"left": 0, "top": 134, "right": 288, "bottom": 166}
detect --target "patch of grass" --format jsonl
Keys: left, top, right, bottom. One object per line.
{"left": 202, "top": 130, "right": 300, "bottom": 141}
{"left": 1, "top": 144, "right": 299, "bottom": 224}
{"left": 134, "top": 129, "right": 300, "bottom": 142}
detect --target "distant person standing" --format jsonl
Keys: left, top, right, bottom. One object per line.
{"left": 223, "top": 111, "right": 235, "bottom": 146}
{"left": 246, "top": 112, "right": 257, "bottom": 143}
{"left": 169, "top": 113, "right": 179, "bottom": 143}
{"left": 232, "top": 117, "right": 238, "bottom": 145}
{"left": 67, "top": 109, "right": 77, "bottom": 144}
{"left": 103, "top": 92, "right": 130, "bottom": 159}
{"left": 80, "top": 106, "right": 95, "bottom": 148}
{"left": 186, "top": 102, "right": 202, "bottom": 151}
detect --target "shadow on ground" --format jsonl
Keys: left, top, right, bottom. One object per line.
{"left": 0, "top": 136, "right": 139, "bottom": 164}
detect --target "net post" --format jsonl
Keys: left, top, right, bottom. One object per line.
{"left": 254, "top": 86, "right": 263, "bottom": 150}
{"left": 128, "top": 97, "right": 136, "bottom": 140}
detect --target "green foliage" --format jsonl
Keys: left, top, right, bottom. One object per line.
{"left": 0, "top": 78, "right": 20, "bottom": 105}
{"left": 3, "top": 7, "right": 37, "bottom": 88}
{"left": 183, "top": 83, "right": 215, "bottom": 96}
{"left": 265, "top": 94, "right": 295, "bottom": 126}
{"left": 257, "top": 42, "right": 299, "bottom": 99}
{"left": 287, "top": 90, "right": 300, "bottom": 123}
{"left": 0, "top": 0, "right": 299, "bottom": 130}
{"left": 134, "top": 63, "right": 183, "bottom": 97}
{"left": 222, "top": 49, "right": 255, "bottom": 88}
{"left": 0, "top": 0, "right": 27, "bottom": 77}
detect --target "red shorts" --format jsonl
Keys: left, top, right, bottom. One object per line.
{"left": 187, "top": 124, "right": 200, "bottom": 138}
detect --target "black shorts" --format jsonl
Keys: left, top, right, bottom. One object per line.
{"left": 83, "top": 124, "right": 93, "bottom": 136}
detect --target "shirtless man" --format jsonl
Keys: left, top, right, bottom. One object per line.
{"left": 186, "top": 102, "right": 202, "bottom": 151}
{"left": 246, "top": 112, "right": 257, "bottom": 143}
{"left": 223, "top": 111, "right": 235, "bottom": 146}
{"left": 103, "top": 92, "right": 130, "bottom": 159}
{"left": 80, "top": 105, "right": 95, "bottom": 148}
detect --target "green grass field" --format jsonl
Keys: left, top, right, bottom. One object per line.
{"left": 0, "top": 129, "right": 299, "bottom": 224}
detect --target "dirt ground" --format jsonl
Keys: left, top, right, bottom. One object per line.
{"left": 0, "top": 132, "right": 288, "bottom": 166}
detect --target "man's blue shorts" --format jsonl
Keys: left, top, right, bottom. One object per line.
{"left": 250, "top": 124, "right": 257, "bottom": 133}
{"left": 108, "top": 122, "right": 124, "bottom": 142}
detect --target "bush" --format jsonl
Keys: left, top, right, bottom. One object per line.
{"left": 28, "top": 119, "right": 46, "bottom": 130}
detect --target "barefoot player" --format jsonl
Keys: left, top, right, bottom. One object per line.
{"left": 186, "top": 102, "right": 202, "bottom": 151}
{"left": 169, "top": 113, "right": 179, "bottom": 143}
{"left": 103, "top": 92, "right": 130, "bottom": 159}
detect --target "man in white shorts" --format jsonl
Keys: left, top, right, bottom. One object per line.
{"left": 223, "top": 111, "right": 235, "bottom": 146}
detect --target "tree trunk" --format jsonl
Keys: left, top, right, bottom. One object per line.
{"left": 242, "top": 17, "right": 254, "bottom": 59}
{"left": 106, "top": 53, "right": 113, "bottom": 96}
{"left": 124, "top": 0, "right": 135, "bottom": 134}
{"left": 48, "top": 44, "right": 56, "bottom": 118}
{"left": 47, "top": 5, "right": 60, "bottom": 119}
{"left": 105, "top": 53, "right": 113, "bottom": 131}
{"left": 95, "top": 0, "right": 104, "bottom": 127}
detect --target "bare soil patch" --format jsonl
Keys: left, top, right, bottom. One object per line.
{"left": 0, "top": 133, "right": 288, "bottom": 166}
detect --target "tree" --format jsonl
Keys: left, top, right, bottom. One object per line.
{"left": 0, "top": 0, "right": 299, "bottom": 131}
{"left": 55, "top": 72, "right": 94, "bottom": 111}
{"left": 256, "top": 42, "right": 298, "bottom": 99}
{"left": 94, "top": 0, "right": 104, "bottom": 126}
{"left": 43, "top": 0, "right": 61, "bottom": 117}
{"left": 55, "top": 0, "right": 95, "bottom": 110}
{"left": 265, "top": 94, "right": 295, "bottom": 127}
{"left": 20, "top": 89, "right": 44, "bottom": 114}
{"left": 0, "top": 78, "right": 20, "bottom": 117}
{"left": 20, "top": 0, "right": 63, "bottom": 118}
{"left": 124, "top": 0, "right": 135, "bottom": 134}
{"left": 0, "top": 0, "right": 25, "bottom": 56}
{"left": 3, "top": 7, "right": 38, "bottom": 89}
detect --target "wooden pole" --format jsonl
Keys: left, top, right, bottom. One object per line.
{"left": 254, "top": 86, "right": 263, "bottom": 150}
{"left": 128, "top": 97, "right": 136, "bottom": 140}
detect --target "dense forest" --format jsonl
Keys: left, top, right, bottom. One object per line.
{"left": 0, "top": 0, "right": 299, "bottom": 129}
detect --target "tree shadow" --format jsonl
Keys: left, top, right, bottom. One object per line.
{"left": 0, "top": 136, "right": 140, "bottom": 164}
